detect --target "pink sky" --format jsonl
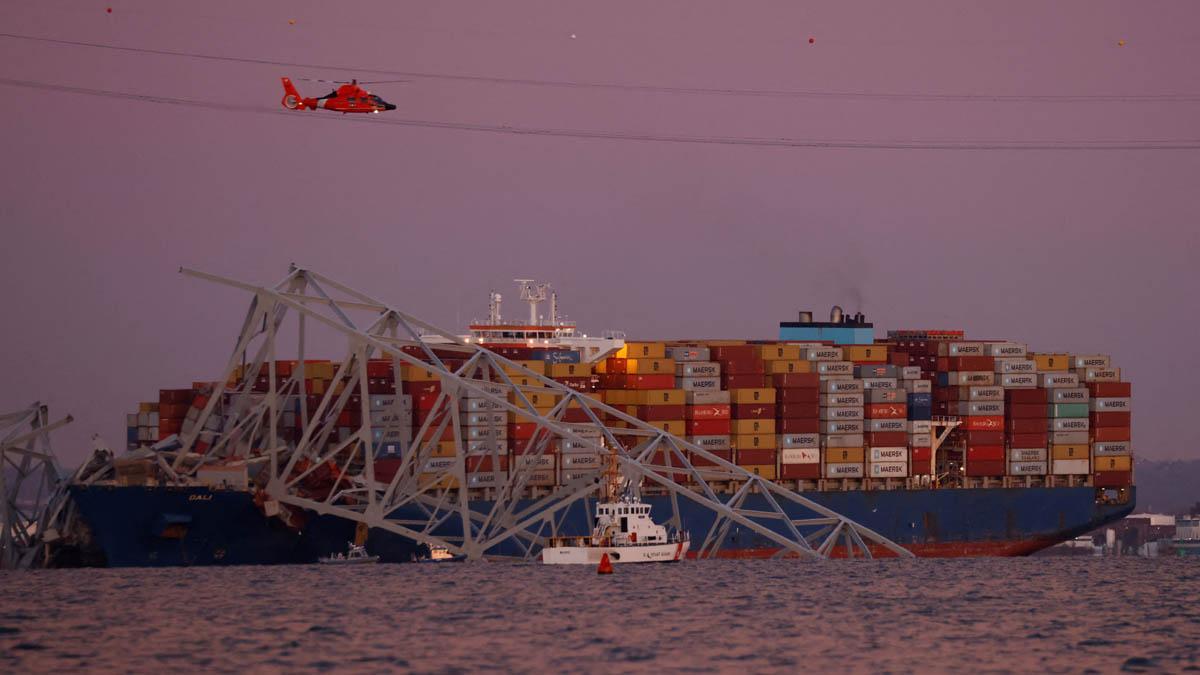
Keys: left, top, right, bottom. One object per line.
{"left": 1, "top": 1, "right": 1198, "bottom": 463}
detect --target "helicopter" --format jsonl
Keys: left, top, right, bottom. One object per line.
{"left": 280, "top": 77, "right": 397, "bottom": 114}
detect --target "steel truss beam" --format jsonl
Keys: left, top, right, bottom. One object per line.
{"left": 1, "top": 403, "right": 73, "bottom": 569}
{"left": 119, "top": 266, "right": 913, "bottom": 561}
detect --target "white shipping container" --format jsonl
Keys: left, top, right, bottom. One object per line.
{"left": 947, "top": 371, "right": 996, "bottom": 386}
{"left": 467, "top": 471, "right": 508, "bottom": 488}
{"left": 1073, "top": 354, "right": 1111, "bottom": 369}
{"left": 561, "top": 453, "right": 603, "bottom": 470}
{"left": 1091, "top": 397, "right": 1131, "bottom": 411}
{"left": 1009, "top": 461, "right": 1047, "bottom": 476}
{"left": 995, "top": 358, "right": 1037, "bottom": 373}
{"left": 1009, "top": 447, "right": 1048, "bottom": 462}
{"left": 819, "top": 379, "right": 863, "bottom": 394}
{"left": 371, "top": 427, "right": 410, "bottom": 443}
{"left": 1093, "top": 441, "right": 1132, "bottom": 456}
{"left": 823, "top": 420, "right": 865, "bottom": 434}
{"left": 370, "top": 395, "right": 413, "bottom": 411}
{"left": 860, "top": 378, "right": 898, "bottom": 390}
{"left": 987, "top": 342, "right": 1028, "bottom": 358}
{"left": 1051, "top": 388, "right": 1090, "bottom": 403}
{"left": 1049, "top": 418, "right": 1090, "bottom": 432}
{"left": 514, "top": 454, "right": 556, "bottom": 470}
{"left": 1039, "top": 372, "right": 1080, "bottom": 388}
{"left": 1051, "top": 459, "right": 1090, "bottom": 475}
{"left": 136, "top": 412, "right": 149, "bottom": 426}
{"left": 967, "top": 386, "right": 1005, "bottom": 402}
{"left": 423, "top": 457, "right": 456, "bottom": 473}
{"left": 817, "top": 361, "right": 854, "bottom": 376}
{"left": 868, "top": 461, "right": 909, "bottom": 478}
{"left": 460, "top": 398, "right": 502, "bottom": 412}
{"left": 822, "top": 433, "right": 865, "bottom": 447}
{"left": 463, "top": 426, "right": 507, "bottom": 441}
{"left": 802, "top": 347, "right": 844, "bottom": 361}
{"left": 560, "top": 469, "right": 601, "bottom": 484}
{"left": 561, "top": 438, "right": 603, "bottom": 453}
{"left": 677, "top": 377, "right": 721, "bottom": 391}
{"left": 1082, "top": 367, "right": 1121, "bottom": 382}
{"left": 461, "top": 412, "right": 506, "bottom": 426}
{"left": 820, "top": 406, "right": 864, "bottom": 421}
{"left": 997, "top": 374, "right": 1038, "bottom": 389}
{"left": 909, "top": 420, "right": 932, "bottom": 434}
{"left": 866, "top": 389, "right": 905, "bottom": 403}
{"left": 868, "top": 419, "right": 907, "bottom": 433}
{"left": 900, "top": 366, "right": 923, "bottom": 380}
{"left": 778, "top": 433, "right": 820, "bottom": 448}
{"left": 688, "top": 435, "right": 732, "bottom": 451}
{"left": 903, "top": 380, "right": 933, "bottom": 393}
{"left": 685, "top": 390, "right": 731, "bottom": 405}
{"left": 666, "top": 346, "right": 711, "bottom": 362}
{"left": 820, "top": 392, "right": 865, "bottom": 407}
{"left": 942, "top": 342, "right": 986, "bottom": 357}
{"left": 780, "top": 447, "right": 820, "bottom": 464}
{"left": 675, "top": 362, "right": 720, "bottom": 377}
{"left": 523, "top": 470, "right": 557, "bottom": 487}
{"left": 869, "top": 447, "right": 907, "bottom": 462}
{"left": 956, "top": 401, "right": 1005, "bottom": 416}
{"left": 562, "top": 425, "right": 604, "bottom": 440}
{"left": 909, "top": 433, "right": 932, "bottom": 447}
{"left": 465, "top": 439, "right": 506, "bottom": 454}
{"left": 371, "top": 410, "right": 413, "bottom": 426}
{"left": 1051, "top": 431, "right": 1089, "bottom": 445}
{"left": 823, "top": 462, "right": 865, "bottom": 478}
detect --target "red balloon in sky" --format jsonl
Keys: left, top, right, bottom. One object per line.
{"left": 106, "top": 7, "right": 112, "bottom": 12}
{"left": 808, "top": 37, "right": 815, "bottom": 44}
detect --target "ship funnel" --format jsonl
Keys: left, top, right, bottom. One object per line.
{"left": 830, "top": 305, "right": 844, "bottom": 323}
{"left": 798, "top": 310, "right": 813, "bottom": 323}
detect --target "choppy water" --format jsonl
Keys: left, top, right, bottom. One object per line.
{"left": 2, "top": 557, "right": 1198, "bottom": 673}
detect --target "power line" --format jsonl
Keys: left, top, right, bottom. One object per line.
{"left": 4, "top": 31, "right": 1200, "bottom": 104}
{"left": 3, "top": 76, "right": 1198, "bottom": 150}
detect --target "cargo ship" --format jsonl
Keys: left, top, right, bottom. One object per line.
{"left": 64, "top": 279, "right": 1135, "bottom": 566}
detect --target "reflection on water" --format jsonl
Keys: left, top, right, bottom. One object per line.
{"left": 2, "top": 558, "right": 1198, "bottom": 672}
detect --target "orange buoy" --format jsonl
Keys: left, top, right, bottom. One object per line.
{"left": 597, "top": 552, "right": 614, "bottom": 574}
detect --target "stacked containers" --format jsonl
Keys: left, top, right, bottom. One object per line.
{"left": 1041, "top": 370, "right": 1090, "bottom": 477}
{"left": 158, "top": 389, "right": 193, "bottom": 440}
{"left": 713, "top": 344, "right": 775, "bottom": 479}
{"left": 810, "top": 346, "right": 863, "bottom": 479}
{"left": 996, "top": 346, "right": 1047, "bottom": 477}
{"left": 1077, "top": 354, "right": 1133, "bottom": 487}
{"left": 901, "top": 367, "right": 934, "bottom": 477}
{"left": 936, "top": 342, "right": 1005, "bottom": 478}
{"left": 670, "top": 345, "right": 732, "bottom": 474}
{"left": 774, "top": 369, "right": 820, "bottom": 481}
{"left": 856, "top": 362, "right": 908, "bottom": 480}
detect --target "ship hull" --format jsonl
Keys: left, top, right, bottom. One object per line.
{"left": 67, "top": 485, "right": 1134, "bottom": 566}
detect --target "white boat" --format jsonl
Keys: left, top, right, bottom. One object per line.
{"left": 542, "top": 444, "right": 689, "bottom": 565}
{"left": 318, "top": 542, "right": 380, "bottom": 565}
{"left": 417, "top": 544, "right": 466, "bottom": 563}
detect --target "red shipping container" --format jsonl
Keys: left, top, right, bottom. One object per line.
{"left": 890, "top": 352, "right": 909, "bottom": 367}
{"left": 737, "top": 449, "right": 778, "bottom": 465}
{"left": 686, "top": 419, "right": 732, "bottom": 436}
{"left": 732, "top": 403, "right": 776, "bottom": 419}
{"left": 865, "top": 403, "right": 907, "bottom": 419}
{"left": 1091, "top": 426, "right": 1131, "bottom": 442}
{"left": 1006, "top": 389, "right": 1049, "bottom": 404}
{"left": 778, "top": 418, "right": 820, "bottom": 434}
{"left": 604, "top": 357, "right": 630, "bottom": 374}
{"left": 772, "top": 373, "right": 820, "bottom": 389}
{"left": 949, "top": 355, "right": 995, "bottom": 371}
{"left": 779, "top": 387, "right": 820, "bottom": 404}
{"left": 466, "top": 455, "right": 509, "bottom": 473}
{"left": 690, "top": 449, "right": 734, "bottom": 467}
{"left": 158, "top": 418, "right": 183, "bottom": 435}
{"left": 366, "top": 360, "right": 392, "bottom": 377}
{"left": 635, "top": 404, "right": 686, "bottom": 421}
{"left": 966, "top": 459, "right": 1006, "bottom": 477}
{"left": 911, "top": 446, "right": 932, "bottom": 463}
{"left": 562, "top": 408, "right": 593, "bottom": 423}
{"left": 721, "top": 358, "right": 766, "bottom": 375}
{"left": 710, "top": 345, "right": 758, "bottom": 361}
{"left": 866, "top": 431, "right": 908, "bottom": 446}
{"left": 1008, "top": 432, "right": 1048, "bottom": 448}
{"left": 965, "top": 430, "right": 1005, "bottom": 446}
{"left": 1090, "top": 411, "right": 1131, "bottom": 428}
{"left": 555, "top": 376, "right": 594, "bottom": 392}
{"left": 337, "top": 410, "right": 361, "bottom": 427}
{"left": 779, "top": 463, "right": 821, "bottom": 479}
{"left": 1007, "top": 417, "right": 1046, "bottom": 434}
{"left": 507, "top": 422, "right": 537, "bottom": 440}
{"left": 686, "top": 404, "right": 731, "bottom": 420}
{"left": 1008, "top": 403, "right": 1047, "bottom": 419}
{"left": 625, "top": 374, "right": 675, "bottom": 390}
{"left": 967, "top": 446, "right": 1005, "bottom": 462}
{"left": 965, "top": 416, "right": 1004, "bottom": 431}
{"left": 413, "top": 424, "right": 455, "bottom": 443}
{"left": 1093, "top": 470, "right": 1132, "bottom": 488}
{"left": 598, "top": 373, "right": 622, "bottom": 389}
{"left": 777, "top": 403, "right": 819, "bottom": 419}
{"left": 404, "top": 381, "right": 442, "bottom": 398}
{"left": 158, "top": 389, "right": 193, "bottom": 404}
{"left": 1088, "top": 382, "right": 1132, "bottom": 398}
{"left": 722, "top": 374, "right": 768, "bottom": 389}
{"left": 413, "top": 391, "right": 443, "bottom": 411}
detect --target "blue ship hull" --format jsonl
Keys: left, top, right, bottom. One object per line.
{"left": 67, "top": 484, "right": 1135, "bottom": 566}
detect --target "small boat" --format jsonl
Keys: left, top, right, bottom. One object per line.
{"left": 542, "top": 446, "right": 689, "bottom": 565}
{"left": 417, "top": 544, "right": 467, "bottom": 563}
{"left": 318, "top": 542, "right": 380, "bottom": 565}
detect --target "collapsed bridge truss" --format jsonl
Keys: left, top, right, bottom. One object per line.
{"left": 122, "top": 266, "right": 913, "bottom": 561}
